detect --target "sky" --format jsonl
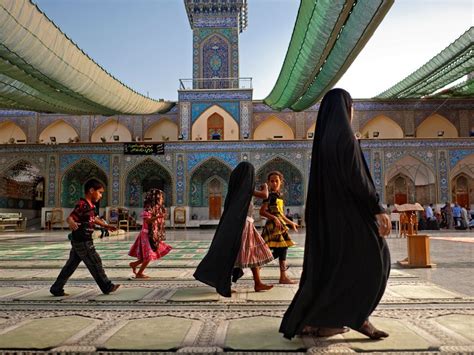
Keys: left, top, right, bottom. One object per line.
{"left": 32, "top": 0, "right": 473, "bottom": 101}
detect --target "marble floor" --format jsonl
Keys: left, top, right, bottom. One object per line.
{"left": 0, "top": 228, "right": 472, "bottom": 354}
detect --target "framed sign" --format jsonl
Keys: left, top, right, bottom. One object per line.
{"left": 123, "top": 143, "right": 165, "bottom": 155}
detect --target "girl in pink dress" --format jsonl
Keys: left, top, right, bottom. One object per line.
{"left": 129, "top": 189, "right": 172, "bottom": 278}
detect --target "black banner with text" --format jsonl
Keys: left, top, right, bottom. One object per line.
{"left": 123, "top": 143, "right": 165, "bottom": 155}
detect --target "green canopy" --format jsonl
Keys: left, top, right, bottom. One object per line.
{"left": 429, "top": 77, "right": 474, "bottom": 98}
{"left": 376, "top": 27, "right": 474, "bottom": 99}
{"left": 264, "top": 0, "right": 393, "bottom": 111}
{"left": 0, "top": 0, "right": 174, "bottom": 115}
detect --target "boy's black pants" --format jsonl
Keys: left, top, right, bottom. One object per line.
{"left": 50, "top": 240, "right": 114, "bottom": 294}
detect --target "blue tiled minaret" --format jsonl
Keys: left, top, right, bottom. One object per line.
{"left": 184, "top": 0, "right": 248, "bottom": 84}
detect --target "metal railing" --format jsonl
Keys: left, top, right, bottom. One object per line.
{"left": 179, "top": 77, "right": 252, "bottom": 90}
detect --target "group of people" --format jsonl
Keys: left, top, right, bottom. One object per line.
{"left": 50, "top": 89, "right": 391, "bottom": 340}
{"left": 421, "top": 202, "right": 472, "bottom": 230}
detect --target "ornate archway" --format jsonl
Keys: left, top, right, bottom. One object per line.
{"left": 61, "top": 160, "right": 108, "bottom": 208}
{"left": 256, "top": 157, "right": 304, "bottom": 206}
{"left": 450, "top": 154, "right": 474, "bottom": 208}
{"left": 125, "top": 159, "right": 172, "bottom": 207}
{"left": 452, "top": 174, "right": 471, "bottom": 208}
{"left": 0, "top": 160, "right": 44, "bottom": 210}
{"left": 189, "top": 158, "right": 232, "bottom": 218}
{"left": 386, "top": 174, "right": 414, "bottom": 205}
{"left": 207, "top": 113, "right": 224, "bottom": 140}
{"left": 385, "top": 155, "right": 436, "bottom": 205}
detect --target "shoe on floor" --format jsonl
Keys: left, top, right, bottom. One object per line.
{"left": 105, "top": 284, "right": 121, "bottom": 294}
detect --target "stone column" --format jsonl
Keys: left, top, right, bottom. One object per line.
{"left": 459, "top": 110, "right": 469, "bottom": 137}
{"left": 81, "top": 116, "right": 91, "bottom": 142}
{"left": 295, "top": 114, "right": 305, "bottom": 139}
{"left": 404, "top": 111, "right": 415, "bottom": 137}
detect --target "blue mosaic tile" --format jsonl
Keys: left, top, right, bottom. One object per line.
{"left": 187, "top": 152, "right": 239, "bottom": 172}
{"left": 60, "top": 154, "right": 110, "bottom": 173}
{"left": 191, "top": 102, "right": 240, "bottom": 123}
{"left": 449, "top": 149, "right": 474, "bottom": 168}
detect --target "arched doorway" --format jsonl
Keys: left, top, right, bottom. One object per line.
{"left": 452, "top": 174, "right": 470, "bottom": 208}
{"left": 61, "top": 160, "right": 108, "bottom": 208}
{"left": 207, "top": 113, "right": 224, "bottom": 140}
{"left": 256, "top": 157, "right": 304, "bottom": 206}
{"left": 208, "top": 178, "right": 222, "bottom": 219}
{"left": 0, "top": 160, "right": 44, "bottom": 212}
{"left": 189, "top": 158, "right": 231, "bottom": 219}
{"left": 125, "top": 159, "right": 172, "bottom": 208}
{"left": 449, "top": 154, "right": 474, "bottom": 208}
{"left": 386, "top": 174, "right": 413, "bottom": 205}
{"left": 385, "top": 156, "right": 436, "bottom": 205}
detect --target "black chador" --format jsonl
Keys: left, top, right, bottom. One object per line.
{"left": 194, "top": 162, "right": 255, "bottom": 297}
{"left": 280, "top": 89, "right": 391, "bottom": 339}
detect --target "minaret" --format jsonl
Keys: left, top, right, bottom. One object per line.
{"left": 184, "top": 0, "right": 248, "bottom": 87}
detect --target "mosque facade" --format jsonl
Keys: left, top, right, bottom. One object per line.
{"left": 0, "top": 1, "right": 473, "bottom": 226}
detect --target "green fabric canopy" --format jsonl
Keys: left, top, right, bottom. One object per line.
{"left": 430, "top": 77, "right": 474, "bottom": 98}
{"left": 264, "top": 0, "right": 393, "bottom": 111}
{"left": 376, "top": 27, "right": 474, "bottom": 99}
{"left": 0, "top": 0, "right": 174, "bottom": 115}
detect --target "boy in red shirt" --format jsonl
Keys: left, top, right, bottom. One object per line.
{"left": 50, "top": 179, "right": 119, "bottom": 296}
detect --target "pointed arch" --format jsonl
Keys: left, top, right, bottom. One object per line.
{"left": 189, "top": 158, "right": 232, "bottom": 208}
{"left": 449, "top": 154, "right": 474, "bottom": 208}
{"left": 416, "top": 114, "right": 458, "bottom": 138}
{"left": 451, "top": 173, "right": 472, "bottom": 208}
{"left": 201, "top": 33, "right": 230, "bottom": 84}
{"left": 60, "top": 159, "right": 108, "bottom": 208}
{"left": 91, "top": 118, "right": 132, "bottom": 142}
{"left": 449, "top": 154, "right": 474, "bottom": 180}
{"left": 39, "top": 120, "right": 79, "bottom": 144}
{"left": 0, "top": 159, "right": 45, "bottom": 210}
{"left": 124, "top": 158, "right": 173, "bottom": 207}
{"left": 0, "top": 121, "right": 27, "bottom": 144}
{"left": 385, "top": 173, "right": 414, "bottom": 205}
{"left": 256, "top": 156, "right": 303, "bottom": 206}
{"left": 385, "top": 155, "right": 436, "bottom": 205}
{"left": 191, "top": 105, "right": 238, "bottom": 141}
{"left": 253, "top": 116, "right": 295, "bottom": 140}
{"left": 360, "top": 115, "right": 404, "bottom": 139}
{"left": 143, "top": 118, "right": 178, "bottom": 141}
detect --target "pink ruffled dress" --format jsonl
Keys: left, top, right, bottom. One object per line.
{"left": 129, "top": 210, "right": 171, "bottom": 261}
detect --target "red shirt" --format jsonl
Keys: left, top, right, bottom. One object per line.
{"left": 69, "top": 198, "right": 96, "bottom": 241}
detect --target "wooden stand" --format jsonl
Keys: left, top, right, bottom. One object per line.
{"left": 398, "top": 234, "right": 435, "bottom": 268}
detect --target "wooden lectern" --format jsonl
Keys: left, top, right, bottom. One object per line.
{"left": 394, "top": 203, "right": 435, "bottom": 268}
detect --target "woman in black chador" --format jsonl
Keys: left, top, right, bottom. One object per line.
{"left": 280, "top": 89, "right": 391, "bottom": 339}
{"left": 194, "top": 161, "right": 273, "bottom": 297}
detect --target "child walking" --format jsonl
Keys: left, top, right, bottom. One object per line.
{"left": 194, "top": 162, "right": 274, "bottom": 297}
{"left": 235, "top": 180, "right": 274, "bottom": 292}
{"left": 50, "top": 179, "right": 120, "bottom": 296}
{"left": 260, "top": 171, "right": 298, "bottom": 284}
{"left": 129, "top": 189, "right": 172, "bottom": 278}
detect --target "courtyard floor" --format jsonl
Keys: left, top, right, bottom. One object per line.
{"left": 0, "top": 228, "right": 472, "bottom": 354}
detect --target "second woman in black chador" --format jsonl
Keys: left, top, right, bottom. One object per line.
{"left": 194, "top": 161, "right": 272, "bottom": 297}
{"left": 280, "top": 88, "right": 391, "bottom": 340}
